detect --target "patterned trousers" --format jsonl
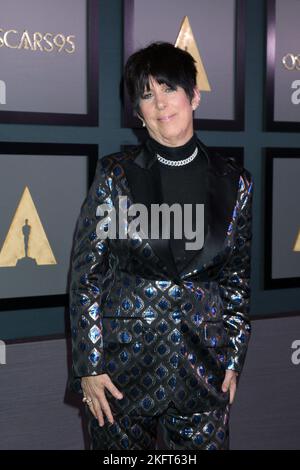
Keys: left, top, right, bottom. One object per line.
{"left": 85, "top": 402, "right": 231, "bottom": 450}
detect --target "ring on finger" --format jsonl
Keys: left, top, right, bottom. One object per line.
{"left": 82, "top": 397, "right": 93, "bottom": 405}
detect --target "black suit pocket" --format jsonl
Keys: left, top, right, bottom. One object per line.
{"left": 183, "top": 319, "right": 229, "bottom": 349}
{"left": 201, "top": 321, "right": 230, "bottom": 348}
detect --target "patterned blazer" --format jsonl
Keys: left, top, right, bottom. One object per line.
{"left": 68, "top": 137, "right": 254, "bottom": 416}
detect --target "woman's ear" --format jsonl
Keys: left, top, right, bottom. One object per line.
{"left": 192, "top": 87, "right": 201, "bottom": 111}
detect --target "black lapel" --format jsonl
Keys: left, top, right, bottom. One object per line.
{"left": 122, "top": 147, "right": 179, "bottom": 279}
{"left": 179, "top": 151, "right": 240, "bottom": 279}
{"left": 120, "top": 137, "right": 240, "bottom": 281}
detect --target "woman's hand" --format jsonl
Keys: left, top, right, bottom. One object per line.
{"left": 81, "top": 374, "right": 123, "bottom": 427}
{"left": 221, "top": 369, "right": 239, "bottom": 405}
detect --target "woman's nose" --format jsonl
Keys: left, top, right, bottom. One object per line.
{"left": 155, "top": 95, "right": 167, "bottom": 110}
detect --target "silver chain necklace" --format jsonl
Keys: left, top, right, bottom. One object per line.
{"left": 156, "top": 146, "right": 198, "bottom": 167}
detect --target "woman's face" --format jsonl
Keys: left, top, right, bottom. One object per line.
{"left": 138, "top": 76, "right": 200, "bottom": 147}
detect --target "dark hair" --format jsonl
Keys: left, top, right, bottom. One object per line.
{"left": 124, "top": 41, "right": 197, "bottom": 114}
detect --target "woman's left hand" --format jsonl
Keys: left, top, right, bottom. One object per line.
{"left": 221, "top": 369, "right": 239, "bottom": 405}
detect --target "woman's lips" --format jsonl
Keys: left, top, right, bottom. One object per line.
{"left": 157, "top": 114, "right": 175, "bottom": 122}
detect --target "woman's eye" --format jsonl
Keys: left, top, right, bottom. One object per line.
{"left": 141, "top": 87, "right": 175, "bottom": 99}
{"left": 165, "top": 87, "right": 175, "bottom": 93}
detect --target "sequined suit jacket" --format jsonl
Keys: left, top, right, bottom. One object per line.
{"left": 69, "top": 137, "right": 254, "bottom": 416}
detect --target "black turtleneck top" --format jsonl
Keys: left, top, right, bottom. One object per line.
{"left": 145, "top": 132, "right": 208, "bottom": 272}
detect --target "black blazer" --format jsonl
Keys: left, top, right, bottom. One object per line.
{"left": 68, "top": 137, "right": 254, "bottom": 415}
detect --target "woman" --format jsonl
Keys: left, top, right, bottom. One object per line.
{"left": 69, "top": 42, "right": 253, "bottom": 450}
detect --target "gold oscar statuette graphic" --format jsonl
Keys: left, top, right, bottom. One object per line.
{"left": 0, "top": 186, "right": 57, "bottom": 267}
{"left": 175, "top": 16, "right": 211, "bottom": 92}
{"left": 293, "top": 228, "right": 300, "bottom": 252}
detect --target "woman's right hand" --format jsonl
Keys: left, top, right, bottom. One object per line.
{"left": 81, "top": 374, "right": 123, "bottom": 427}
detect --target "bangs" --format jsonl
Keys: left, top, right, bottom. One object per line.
{"left": 135, "top": 57, "right": 186, "bottom": 100}
{"left": 137, "top": 73, "right": 178, "bottom": 96}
